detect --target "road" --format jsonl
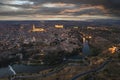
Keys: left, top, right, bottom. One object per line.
{"left": 71, "top": 58, "right": 111, "bottom": 80}
{"left": 10, "top": 58, "right": 111, "bottom": 80}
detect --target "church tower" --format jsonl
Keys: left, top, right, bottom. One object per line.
{"left": 32, "top": 24, "right": 35, "bottom": 30}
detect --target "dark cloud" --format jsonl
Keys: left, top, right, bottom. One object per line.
{"left": 36, "top": 8, "right": 64, "bottom": 15}
{"left": 0, "top": 0, "right": 120, "bottom": 20}
{"left": 72, "top": 9, "right": 106, "bottom": 16}
{"left": 106, "top": 0, "right": 120, "bottom": 16}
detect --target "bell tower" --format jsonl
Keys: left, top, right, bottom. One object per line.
{"left": 32, "top": 24, "right": 35, "bottom": 30}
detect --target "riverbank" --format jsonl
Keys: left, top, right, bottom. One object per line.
{"left": 0, "top": 64, "right": 50, "bottom": 78}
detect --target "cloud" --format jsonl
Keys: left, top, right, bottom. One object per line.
{"left": 60, "top": 5, "right": 107, "bottom": 15}
{"left": 42, "top": 2, "right": 75, "bottom": 8}
{"left": 0, "top": 0, "right": 120, "bottom": 20}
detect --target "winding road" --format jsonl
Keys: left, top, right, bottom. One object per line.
{"left": 11, "top": 58, "right": 111, "bottom": 80}
{"left": 71, "top": 58, "right": 112, "bottom": 80}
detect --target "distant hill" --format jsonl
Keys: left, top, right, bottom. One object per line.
{"left": 0, "top": 19, "right": 119, "bottom": 27}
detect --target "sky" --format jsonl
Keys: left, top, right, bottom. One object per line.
{"left": 0, "top": 0, "right": 120, "bottom": 20}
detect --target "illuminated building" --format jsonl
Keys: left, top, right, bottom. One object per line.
{"left": 74, "top": 27, "right": 78, "bottom": 29}
{"left": 88, "top": 36, "right": 92, "bottom": 39}
{"left": 108, "top": 46, "right": 117, "bottom": 54}
{"left": 31, "top": 36, "right": 36, "bottom": 42}
{"left": 55, "top": 25, "right": 64, "bottom": 29}
{"left": 20, "top": 26, "right": 24, "bottom": 29}
{"left": 84, "top": 35, "right": 92, "bottom": 39}
{"left": 31, "top": 24, "right": 45, "bottom": 32}
{"left": 87, "top": 26, "right": 95, "bottom": 30}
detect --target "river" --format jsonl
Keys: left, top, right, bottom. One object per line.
{"left": 0, "top": 37, "right": 91, "bottom": 78}
{"left": 82, "top": 37, "right": 91, "bottom": 56}
{"left": 0, "top": 64, "right": 49, "bottom": 78}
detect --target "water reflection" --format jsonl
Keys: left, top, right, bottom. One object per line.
{"left": 0, "top": 64, "right": 49, "bottom": 78}
{"left": 82, "top": 38, "right": 91, "bottom": 56}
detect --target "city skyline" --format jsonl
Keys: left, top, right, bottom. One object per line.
{"left": 0, "top": 0, "right": 120, "bottom": 20}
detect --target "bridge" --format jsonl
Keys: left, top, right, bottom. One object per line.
{"left": 9, "top": 65, "right": 16, "bottom": 75}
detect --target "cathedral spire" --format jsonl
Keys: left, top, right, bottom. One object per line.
{"left": 33, "top": 24, "right": 35, "bottom": 30}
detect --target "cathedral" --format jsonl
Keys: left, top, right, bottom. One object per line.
{"left": 31, "top": 24, "right": 45, "bottom": 32}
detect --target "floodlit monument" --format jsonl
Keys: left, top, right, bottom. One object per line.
{"left": 55, "top": 25, "right": 64, "bottom": 29}
{"left": 31, "top": 24, "right": 45, "bottom": 32}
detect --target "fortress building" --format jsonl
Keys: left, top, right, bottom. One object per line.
{"left": 55, "top": 25, "right": 64, "bottom": 29}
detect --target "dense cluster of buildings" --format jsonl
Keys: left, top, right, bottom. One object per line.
{"left": 0, "top": 23, "right": 82, "bottom": 65}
